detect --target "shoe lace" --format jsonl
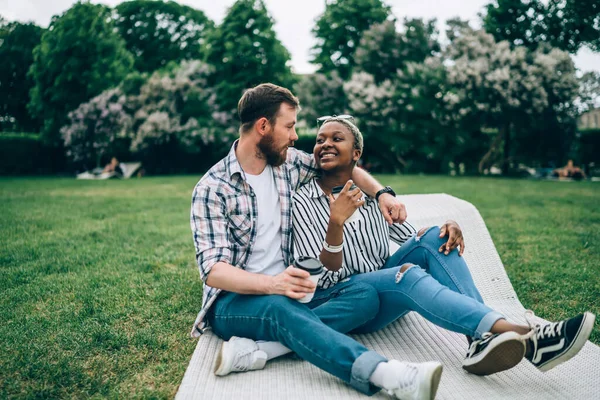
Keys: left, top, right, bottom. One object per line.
{"left": 466, "top": 332, "right": 493, "bottom": 358}
{"left": 233, "top": 351, "right": 254, "bottom": 372}
{"left": 524, "top": 310, "right": 563, "bottom": 341}
{"left": 524, "top": 310, "right": 539, "bottom": 340}
{"left": 524, "top": 309, "right": 536, "bottom": 329}
{"left": 387, "top": 363, "right": 418, "bottom": 395}
{"left": 536, "top": 321, "right": 564, "bottom": 340}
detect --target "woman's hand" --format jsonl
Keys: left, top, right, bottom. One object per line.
{"left": 328, "top": 180, "right": 365, "bottom": 225}
{"left": 438, "top": 220, "right": 465, "bottom": 256}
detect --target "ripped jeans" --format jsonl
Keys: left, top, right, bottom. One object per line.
{"left": 349, "top": 226, "right": 504, "bottom": 339}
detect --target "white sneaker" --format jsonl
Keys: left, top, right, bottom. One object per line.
{"left": 386, "top": 360, "right": 443, "bottom": 400}
{"left": 214, "top": 337, "right": 268, "bottom": 376}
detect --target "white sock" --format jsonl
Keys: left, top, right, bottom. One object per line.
{"left": 256, "top": 341, "right": 292, "bottom": 360}
{"left": 369, "top": 361, "right": 395, "bottom": 389}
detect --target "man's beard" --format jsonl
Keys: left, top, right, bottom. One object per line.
{"left": 257, "top": 131, "right": 288, "bottom": 167}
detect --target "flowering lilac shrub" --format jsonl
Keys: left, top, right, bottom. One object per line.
{"left": 61, "top": 60, "right": 235, "bottom": 171}
{"left": 61, "top": 88, "right": 131, "bottom": 168}
{"left": 443, "top": 28, "right": 578, "bottom": 171}
{"left": 343, "top": 25, "right": 579, "bottom": 173}
{"left": 445, "top": 29, "right": 552, "bottom": 120}
{"left": 130, "top": 60, "right": 235, "bottom": 153}
{"left": 293, "top": 71, "right": 347, "bottom": 127}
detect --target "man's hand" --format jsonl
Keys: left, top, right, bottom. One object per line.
{"left": 378, "top": 193, "right": 407, "bottom": 225}
{"left": 438, "top": 220, "right": 465, "bottom": 256}
{"left": 268, "top": 266, "right": 316, "bottom": 299}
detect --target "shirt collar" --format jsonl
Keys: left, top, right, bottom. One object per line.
{"left": 225, "top": 140, "right": 246, "bottom": 181}
{"left": 304, "top": 178, "right": 327, "bottom": 198}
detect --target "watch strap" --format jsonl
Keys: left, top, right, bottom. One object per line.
{"left": 375, "top": 186, "right": 396, "bottom": 202}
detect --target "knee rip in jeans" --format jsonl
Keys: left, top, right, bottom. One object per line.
{"left": 415, "top": 225, "right": 438, "bottom": 242}
{"left": 395, "top": 263, "right": 416, "bottom": 283}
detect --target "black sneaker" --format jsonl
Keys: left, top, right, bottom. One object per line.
{"left": 462, "top": 331, "right": 525, "bottom": 376}
{"left": 524, "top": 310, "right": 596, "bottom": 372}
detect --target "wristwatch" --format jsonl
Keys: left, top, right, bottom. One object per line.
{"left": 375, "top": 186, "right": 396, "bottom": 202}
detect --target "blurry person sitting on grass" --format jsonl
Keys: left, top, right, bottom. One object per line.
{"left": 552, "top": 160, "right": 587, "bottom": 180}
{"left": 102, "top": 157, "right": 123, "bottom": 176}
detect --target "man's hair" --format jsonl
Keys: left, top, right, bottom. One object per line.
{"left": 238, "top": 83, "right": 300, "bottom": 133}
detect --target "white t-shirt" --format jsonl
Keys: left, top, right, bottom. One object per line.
{"left": 244, "top": 165, "right": 286, "bottom": 276}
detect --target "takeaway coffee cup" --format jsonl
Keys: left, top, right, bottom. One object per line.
{"left": 293, "top": 256, "right": 324, "bottom": 303}
{"left": 332, "top": 184, "right": 362, "bottom": 224}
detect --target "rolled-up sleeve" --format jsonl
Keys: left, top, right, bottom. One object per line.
{"left": 389, "top": 221, "right": 417, "bottom": 246}
{"left": 190, "top": 184, "right": 232, "bottom": 282}
{"left": 288, "top": 147, "right": 319, "bottom": 189}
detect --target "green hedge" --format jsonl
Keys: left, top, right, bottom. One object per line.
{"left": 0, "top": 133, "right": 61, "bottom": 175}
{"left": 578, "top": 129, "right": 600, "bottom": 165}
{"left": 294, "top": 133, "right": 317, "bottom": 155}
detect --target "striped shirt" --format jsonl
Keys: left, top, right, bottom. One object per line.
{"left": 190, "top": 141, "right": 318, "bottom": 337}
{"left": 292, "top": 178, "right": 417, "bottom": 289}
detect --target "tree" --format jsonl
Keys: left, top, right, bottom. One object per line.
{"left": 386, "top": 59, "right": 486, "bottom": 174}
{"left": 60, "top": 60, "right": 232, "bottom": 173}
{"left": 445, "top": 17, "right": 472, "bottom": 43}
{"left": 577, "top": 71, "right": 600, "bottom": 113}
{"left": 557, "top": 0, "right": 600, "bottom": 52}
{"left": 129, "top": 60, "right": 222, "bottom": 152}
{"left": 205, "top": 0, "right": 295, "bottom": 116}
{"left": 443, "top": 28, "right": 579, "bottom": 172}
{"left": 518, "top": 45, "right": 579, "bottom": 164}
{"left": 354, "top": 18, "right": 440, "bottom": 83}
{"left": 129, "top": 60, "right": 232, "bottom": 173}
{"left": 28, "top": 1, "right": 134, "bottom": 147}
{"left": 354, "top": 20, "right": 403, "bottom": 84}
{"left": 0, "top": 19, "right": 44, "bottom": 132}
{"left": 400, "top": 18, "right": 441, "bottom": 63}
{"left": 114, "top": 0, "right": 214, "bottom": 73}
{"left": 311, "top": 0, "right": 391, "bottom": 79}
{"left": 293, "top": 71, "right": 346, "bottom": 126}
{"left": 482, "top": 0, "right": 543, "bottom": 49}
{"left": 343, "top": 72, "right": 397, "bottom": 169}
{"left": 483, "top": 0, "right": 600, "bottom": 53}
{"left": 60, "top": 88, "right": 132, "bottom": 169}
{"left": 343, "top": 59, "right": 481, "bottom": 174}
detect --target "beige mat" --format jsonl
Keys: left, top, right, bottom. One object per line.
{"left": 177, "top": 194, "right": 600, "bottom": 399}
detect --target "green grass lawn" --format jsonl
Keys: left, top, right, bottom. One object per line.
{"left": 1, "top": 175, "right": 598, "bottom": 398}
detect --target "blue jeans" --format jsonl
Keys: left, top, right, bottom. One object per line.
{"left": 207, "top": 279, "right": 386, "bottom": 395}
{"left": 350, "top": 226, "right": 503, "bottom": 339}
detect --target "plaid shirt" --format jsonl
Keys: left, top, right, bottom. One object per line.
{"left": 190, "top": 140, "right": 318, "bottom": 337}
